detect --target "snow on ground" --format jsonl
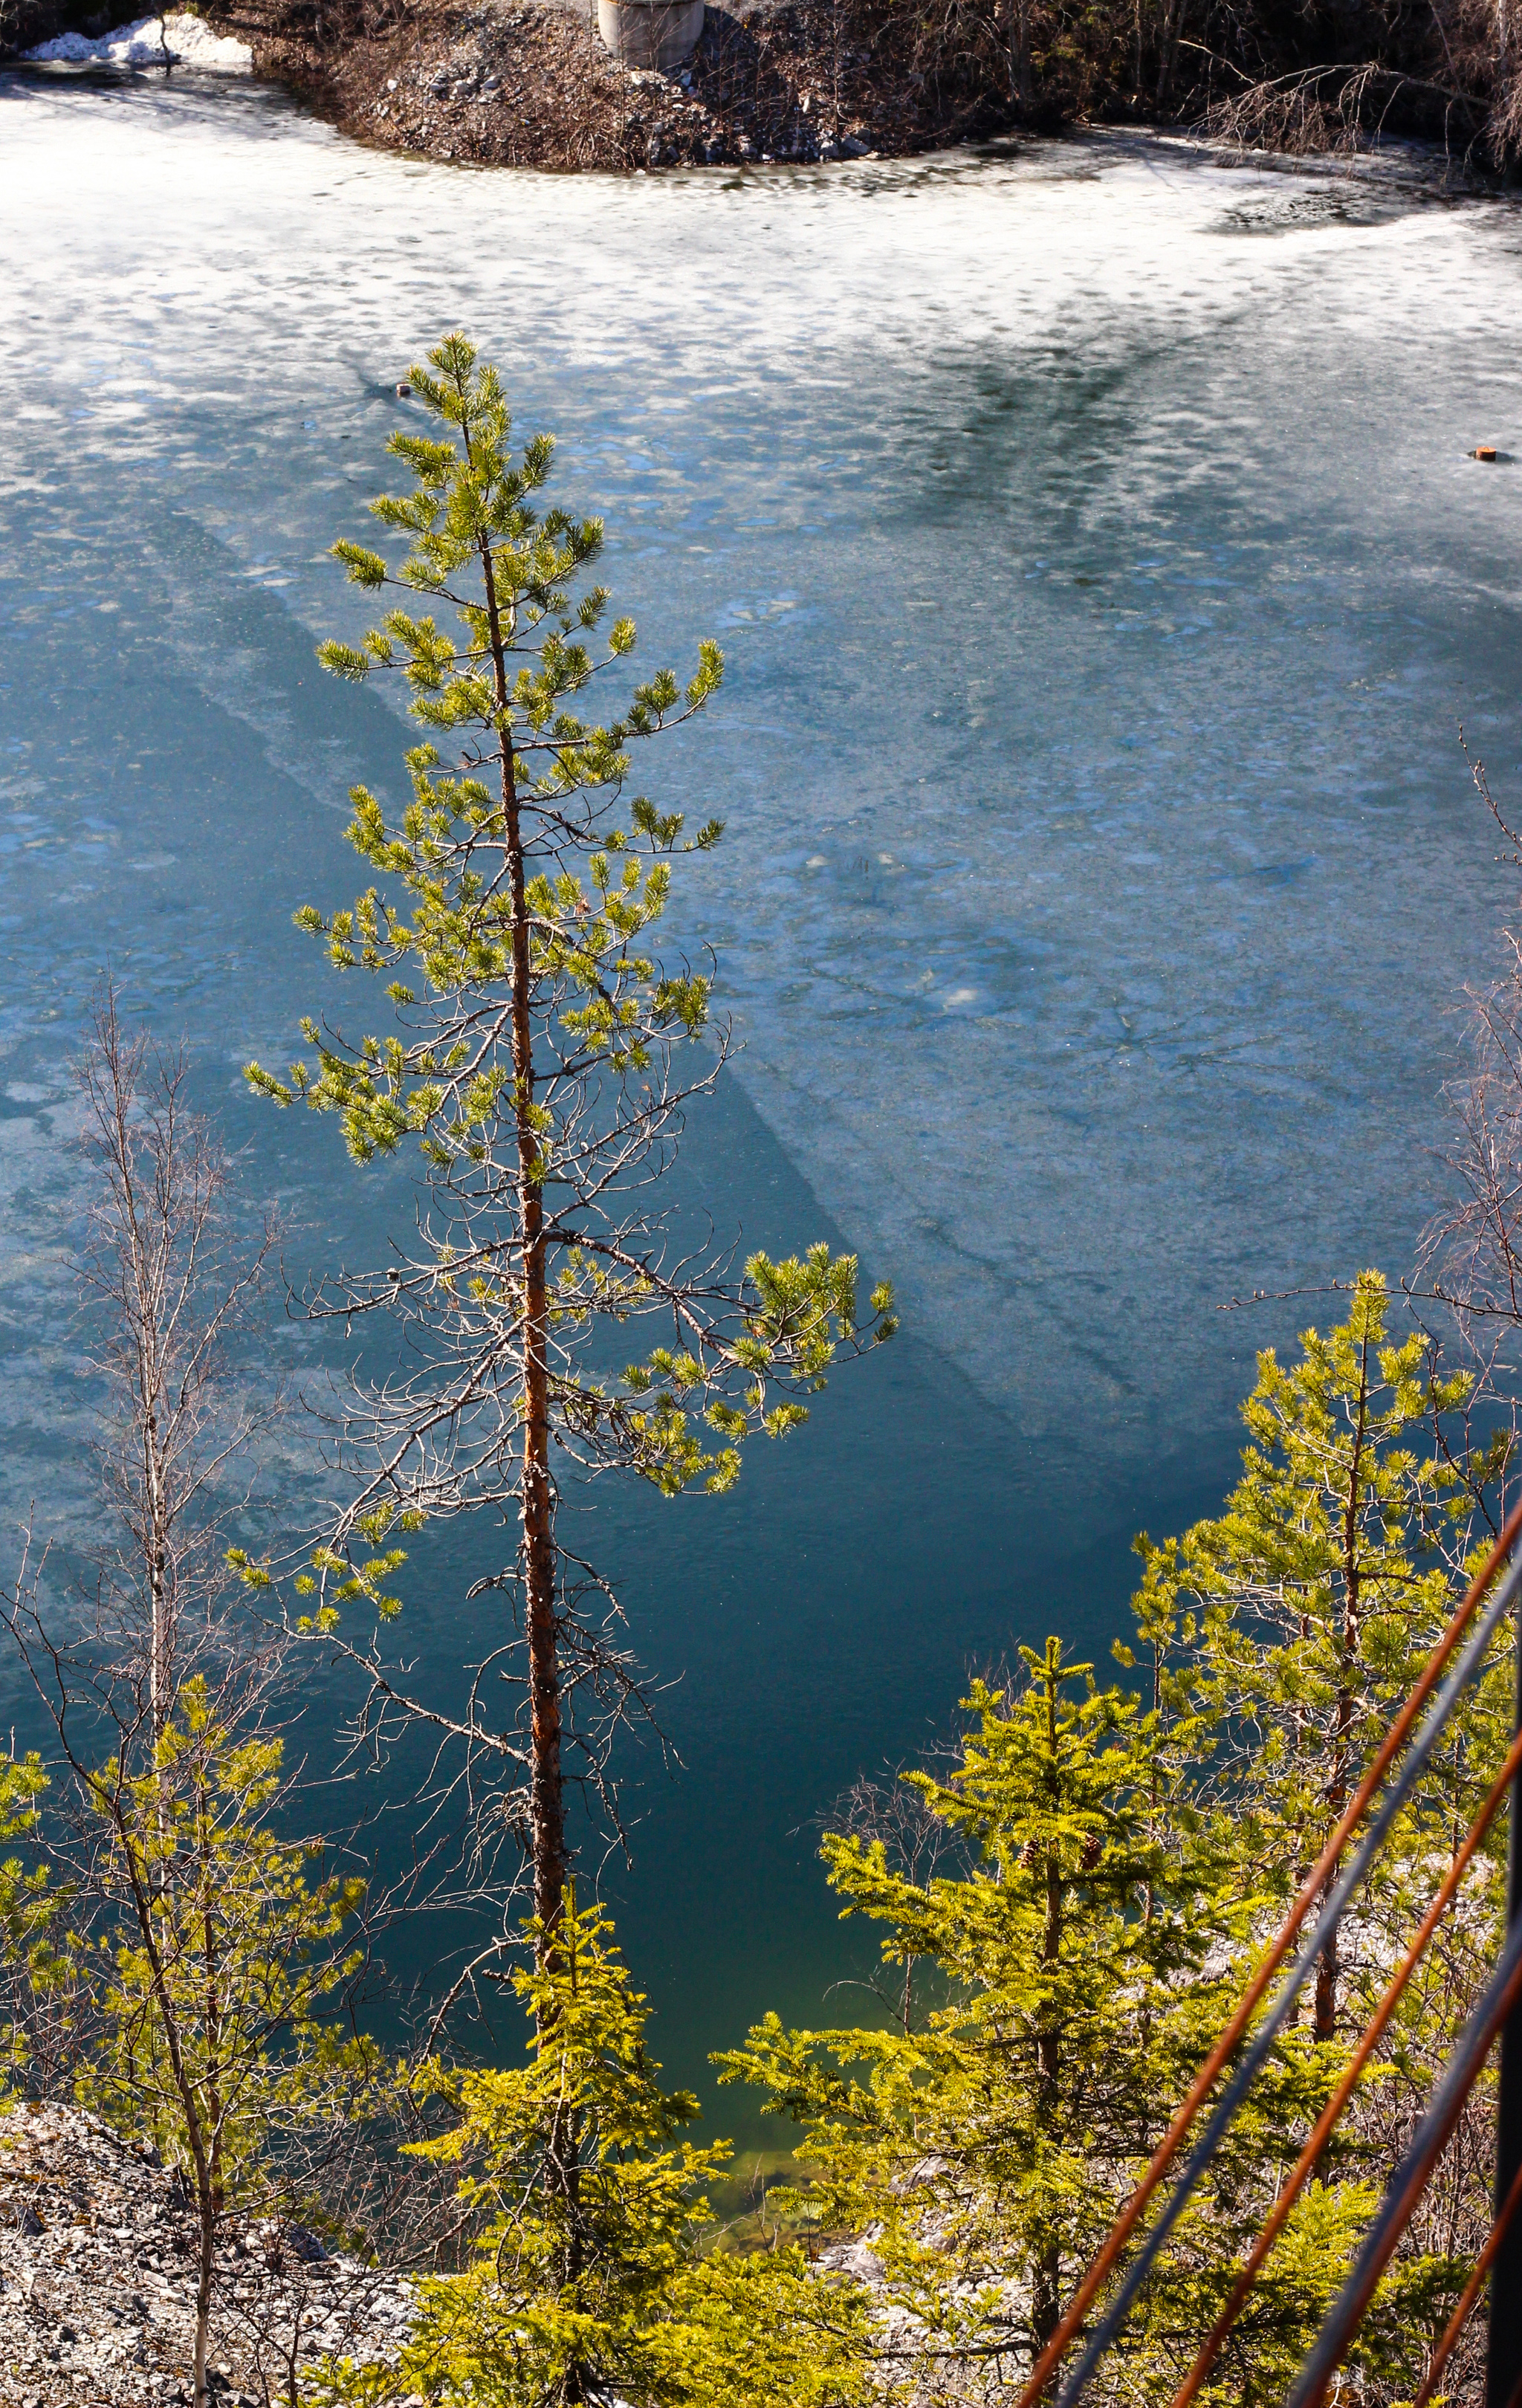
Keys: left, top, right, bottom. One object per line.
{"left": 22, "top": 11, "right": 253, "bottom": 68}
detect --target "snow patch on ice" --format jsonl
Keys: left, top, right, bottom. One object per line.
{"left": 22, "top": 11, "right": 253, "bottom": 69}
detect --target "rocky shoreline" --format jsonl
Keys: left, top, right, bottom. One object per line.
{"left": 221, "top": 0, "right": 991, "bottom": 172}
{"left": 6, "top": 0, "right": 1010, "bottom": 170}
{"left": 11, "top": 0, "right": 1506, "bottom": 177}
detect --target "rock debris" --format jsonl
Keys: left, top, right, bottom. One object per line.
{"left": 0, "top": 2104, "right": 412, "bottom": 2408}
{"left": 213, "top": 0, "right": 978, "bottom": 173}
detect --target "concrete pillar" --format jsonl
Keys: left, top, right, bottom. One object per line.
{"left": 597, "top": 0, "right": 704, "bottom": 71}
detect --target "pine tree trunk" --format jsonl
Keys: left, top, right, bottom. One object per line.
{"left": 513, "top": 867, "right": 563, "bottom": 1946}
{"left": 479, "top": 532, "right": 566, "bottom": 1958}
{"left": 1010, "top": 0, "right": 1033, "bottom": 114}
{"left": 194, "top": 2184, "right": 215, "bottom": 2408}
{"left": 1032, "top": 1850, "right": 1063, "bottom": 2350}
{"left": 124, "top": 1796, "right": 218, "bottom": 2408}
{"left": 144, "top": 1407, "right": 172, "bottom": 1744}
{"left": 134, "top": 1284, "right": 176, "bottom": 2001}
{"left": 1032, "top": 1656, "right": 1064, "bottom": 2354}
{"left": 1315, "top": 1338, "right": 1370, "bottom": 2044}
{"left": 199, "top": 1774, "right": 225, "bottom": 2210}
{"left": 479, "top": 521, "right": 582, "bottom": 2378}
{"left": 107, "top": 1015, "right": 174, "bottom": 1744}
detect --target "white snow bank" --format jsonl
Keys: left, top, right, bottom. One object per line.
{"left": 22, "top": 11, "right": 253, "bottom": 68}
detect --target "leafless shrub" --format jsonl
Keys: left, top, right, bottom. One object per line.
{"left": 71, "top": 988, "right": 282, "bottom": 1744}
{"left": 822, "top": 1751, "right": 967, "bottom": 2033}
{"left": 1197, "top": 55, "right": 1490, "bottom": 158}
{"left": 0, "top": 998, "right": 437, "bottom": 2408}
{"left": 1416, "top": 746, "right": 1522, "bottom": 1347}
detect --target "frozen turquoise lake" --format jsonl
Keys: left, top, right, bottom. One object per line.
{"left": 3, "top": 67, "right": 1521, "bottom": 2114}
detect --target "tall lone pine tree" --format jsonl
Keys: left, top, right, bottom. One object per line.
{"left": 249, "top": 332, "right": 894, "bottom": 1964}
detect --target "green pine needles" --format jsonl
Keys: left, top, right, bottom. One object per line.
{"left": 727, "top": 1274, "right": 1514, "bottom": 2407}
{"left": 320, "top": 1901, "right": 870, "bottom": 2408}
{"left": 247, "top": 331, "right": 895, "bottom": 1943}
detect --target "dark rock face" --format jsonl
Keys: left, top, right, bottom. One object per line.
{"left": 0, "top": 0, "right": 94, "bottom": 57}
{"left": 0, "top": 2103, "right": 412, "bottom": 2408}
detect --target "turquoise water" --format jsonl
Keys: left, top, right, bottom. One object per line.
{"left": 4, "top": 69, "right": 1522, "bottom": 2121}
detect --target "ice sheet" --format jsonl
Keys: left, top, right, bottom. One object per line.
{"left": 5, "top": 85, "right": 1518, "bottom": 1484}
{"left": 5, "top": 68, "right": 1522, "bottom": 2095}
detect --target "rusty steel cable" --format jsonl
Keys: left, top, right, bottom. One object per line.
{"left": 1411, "top": 2157, "right": 1522, "bottom": 2408}
{"left": 1028, "top": 1500, "right": 1522, "bottom": 2408}
{"left": 1286, "top": 1911, "right": 1522, "bottom": 2408}
{"left": 1015, "top": 1501, "right": 1522, "bottom": 2408}
{"left": 1167, "top": 1721, "right": 1522, "bottom": 2408}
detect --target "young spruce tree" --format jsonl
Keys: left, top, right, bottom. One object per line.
{"left": 326, "top": 1902, "right": 870, "bottom": 2408}
{"left": 2, "top": 1006, "right": 383, "bottom": 2408}
{"left": 1143, "top": 1267, "right": 1512, "bottom": 2046}
{"left": 722, "top": 1639, "right": 1280, "bottom": 2401}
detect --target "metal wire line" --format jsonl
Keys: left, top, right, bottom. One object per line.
{"left": 1013, "top": 1501, "right": 1522, "bottom": 2408}
{"left": 1050, "top": 1527, "right": 1522, "bottom": 2408}
{"left": 1410, "top": 2155, "right": 1522, "bottom": 2408}
{"left": 1286, "top": 1910, "right": 1522, "bottom": 2408}
{"left": 1166, "top": 1718, "right": 1522, "bottom": 2408}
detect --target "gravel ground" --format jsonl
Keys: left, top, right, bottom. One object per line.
{"left": 0, "top": 2104, "right": 412, "bottom": 2408}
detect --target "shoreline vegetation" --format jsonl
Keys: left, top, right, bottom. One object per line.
{"left": 5, "top": 0, "right": 1521, "bottom": 176}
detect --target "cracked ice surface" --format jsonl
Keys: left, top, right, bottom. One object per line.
{"left": 1, "top": 79, "right": 1521, "bottom": 1494}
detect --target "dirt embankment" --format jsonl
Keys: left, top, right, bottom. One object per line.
{"left": 210, "top": 0, "right": 998, "bottom": 170}
{"left": 10, "top": 0, "right": 1508, "bottom": 183}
